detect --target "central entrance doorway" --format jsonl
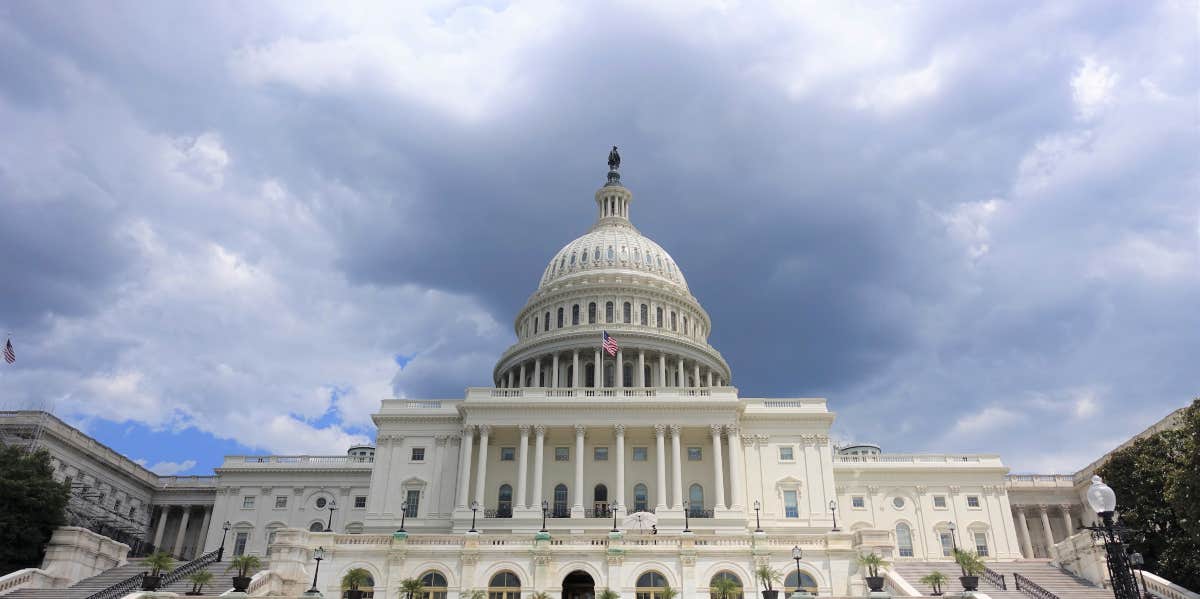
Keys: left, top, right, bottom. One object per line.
{"left": 562, "top": 571, "right": 595, "bottom": 599}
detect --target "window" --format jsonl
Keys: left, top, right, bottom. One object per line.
{"left": 420, "top": 572, "right": 448, "bottom": 599}
{"left": 266, "top": 528, "right": 279, "bottom": 556}
{"left": 594, "top": 484, "right": 609, "bottom": 514}
{"left": 852, "top": 496, "right": 865, "bottom": 508}
{"left": 588, "top": 302, "right": 597, "bottom": 324}
{"left": 974, "top": 531, "right": 990, "bottom": 556}
{"left": 779, "top": 446, "right": 794, "bottom": 461}
{"left": 554, "top": 484, "right": 569, "bottom": 517}
{"left": 543, "top": 312, "right": 550, "bottom": 332}
{"left": 500, "top": 447, "right": 515, "bottom": 461}
{"left": 636, "top": 571, "right": 668, "bottom": 599}
{"left": 784, "top": 490, "right": 799, "bottom": 518}
{"left": 342, "top": 574, "right": 375, "bottom": 599}
{"left": 354, "top": 496, "right": 367, "bottom": 509}
{"left": 405, "top": 490, "right": 420, "bottom": 517}
{"left": 607, "top": 246, "right": 615, "bottom": 260}
{"left": 233, "top": 531, "right": 248, "bottom": 556}
{"left": 309, "top": 522, "right": 325, "bottom": 532}
{"left": 534, "top": 318, "right": 538, "bottom": 334}
{"left": 967, "top": 495, "right": 981, "bottom": 508}
{"left": 634, "top": 483, "right": 648, "bottom": 512}
{"left": 498, "top": 484, "right": 513, "bottom": 517}
{"left": 411, "top": 447, "right": 425, "bottom": 461}
{"left": 606, "top": 301, "right": 614, "bottom": 323}
{"left": 555, "top": 447, "right": 570, "bottom": 461}
{"left": 594, "top": 247, "right": 601, "bottom": 261}
{"left": 242, "top": 496, "right": 255, "bottom": 509}
{"left": 316, "top": 497, "right": 328, "bottom": 509}
{"left": 656, "top": 307, "right": 663, "bottom": 327}
{"left": 594, "top": 447, "right": 609, "bottom": 461}
{"left": 892, "top": 497, "right": 906, "bottom": 509}
{"left": 557, "top": 307, "right": 564, "bottom": 328}
{"left": 688, "top": 484, "right": 705, "bottom": 515}
{"left": 640, "top": 304, "right": 648, "bottom": 325}
{"left": 670, "top": 311, "right": 677, "bottom": 331}
{"left": 275, "top": 496, "right": 288, "bottom": 509}
{"left": 683, "top": 316, "right": 689, "bottom": 336}
{"left": 572, "top": 305, "right": 580, "bottom": 325}
{"left": 785, "top": 571, "right": 818, "bottom": 595}
{"left": 623, "top": 302, "right": 632, "bottom": 323}
{"left": 710, "top": 572, "right": 744, "bottom": 599}
{"left": 687, "top": 447, "right": 702, "bottom": 461}
{"left": 940, "top": 531, "right": 955, "bottom": 556}
{"left": 632, "top": 447, "right": 648, "bottom": 461}
{"left": 896, "top": 523, "right": 914, "bottom": 557}
{"left": 933, "top": 496, "right": 947, "bottom": 508}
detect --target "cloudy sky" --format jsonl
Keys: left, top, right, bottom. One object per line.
{"left": 0, "top": 1, "right": 1196, "bottom": 476}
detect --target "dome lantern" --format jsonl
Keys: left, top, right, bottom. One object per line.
{"left": 595, "top": 146, "right": 634, "bottom": 228}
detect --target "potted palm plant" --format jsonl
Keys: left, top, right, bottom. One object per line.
{"left": 141, "top": 552, "right": 176, "bottom": 591}
{"left": 186, "top": 570, "right": 214, "bottom": 596}
{"left": 711, "top": 577, "right": 741, "bottom": 599}
{"left": 660, "top": 587, "right": 679, "bottom": 599}
{"left": 342, "top": 567, "right": 373, "bottom": 599}
{"left": 919, "top": 572, "right": 947, "bottom": 596}
{"left": 598, "top": 589, "right": 621, "bottom": 599}
{"left": 465, "top": 591, "right": 487, "bottom": 599}
{"left": 856, "top": 553, "right": 889, "bottom": 593}
{"left": 226, "top": 554, "right": 262, "bottom": 592}
{"left": 400, "top": 577, "right": 425, "bottom": 599}
{"left": 756, "top": 565, "right": 783, "bottom": 599}
{"left": 953, "top": 549, "right": 986, "bottom": 592}
{"left": 530, "top": 593, "right": 553, "bottom": 599}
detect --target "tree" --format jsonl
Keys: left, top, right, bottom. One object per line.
{"left": 400, "top": 577, "right": 425, "bottom": 599}
{"left": 952, "top": 549, "right": 985, "bottom": 576}
{"left": 0, "top": 446, "right": 70, "bottom": 574}
{"left": 755, "top": 565, "right": 783, "bottom": 592}
{"left": 919, "top": 572, "right": 947, "bottom": 596}
{"left": 1097, "top": 398, "right": 1200, "bottom": 591}
{"left": 710, "top": 577, "right": 741, "bottom": 599}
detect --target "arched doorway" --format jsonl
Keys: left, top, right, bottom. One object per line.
{"left": 562, "top": 570, "right": 594, "bottom": 599}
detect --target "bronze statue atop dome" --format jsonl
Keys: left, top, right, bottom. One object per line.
{"left": 608, "top": 145, "right": 620, "bottom": 171}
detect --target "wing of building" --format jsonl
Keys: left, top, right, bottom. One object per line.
{"left": 2, "top": 155, "right": 1186, "bottom": 598}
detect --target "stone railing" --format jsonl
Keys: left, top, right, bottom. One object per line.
{"left": 1050, "top": 531, "right": 1109, "bottom": 587}
{"left": 1138, "top": 570, "right": 1200, "bottom": 599}
{"left": 466, "top": 387, "right": 739, "bottom": 401}
{"left": 220, "top": 455, "right": 374, "bottom": 467}
{"left": 156, "top": 475, "right": 218, "bottom": 488}
{"left": 884, "top": 569, "right": 921, "bottom": 597}
{"left": 0, "top": 568, "right": 59, "bottom": 595}
{"left": 1005, "top": 474, "right": 1075, "bottom": 488}
{"left": 833, "top": 454, "right": 1000, "bottom": 464}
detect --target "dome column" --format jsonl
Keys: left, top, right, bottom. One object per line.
{"left": 677, "top": 357, "right": 685, "bottom": 387}
{"left": 507, "top": 371, "right": 515, "bottom": 388}
{"left": 706, "top": 370, "right": 713, "bottom": 387}
{"left": 658, "top": 354, "right": 667, "bottom": 387}
{"left": 615, "top": 349, "right": 623, "bottom": 389}
{"left": 594, "top": 348, "right": 602, "bottom": 387}
{"left": 637, "top": 350, "right": 646, "bottom": 386}
{"left": 533, "top": 358, "right": 541, "bottom": 388}
{"left": 693, "top": 364, "right": 700, "bottom": 388}
{"left": 572, "top": 350, "right": 580, "bottom": 388}
{"left": 519, "top": 363, "right": 526, "bottom": 388}
{"left": 552, "top": 353, "right": 560, "bottom": 388}
{"left": 710, "top": 424, "right": 726, "bottom": 510}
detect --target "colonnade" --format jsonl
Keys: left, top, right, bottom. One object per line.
{"left": 498, "top": 348, "right": 724, "bottom": 389}
{"left": 1012, "top": 504, "right": 1074, "bottom": 558}
{"left": 149, "top": 504, "right": 213, "bottom": 559}
{"left": 454, "top": 423, "right": 745, "bottom": 517}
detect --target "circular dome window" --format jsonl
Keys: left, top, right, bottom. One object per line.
{"left": 316, "top": 497, "right": 327, "bottom": 509}
{"left": 892, "top": 497, "right": 906, "bottom": 509}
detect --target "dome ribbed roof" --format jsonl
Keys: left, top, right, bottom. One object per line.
{"left": 538, "top": 223, "right": 689, "bottom": 291}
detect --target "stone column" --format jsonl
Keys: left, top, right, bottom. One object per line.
{"left": 726, "top": 425, "right": 745, "bottom": 510}
{"left": 552, "top": 354, "right": 560, "bottom": 388}
{"left": 693, "top": 364, "right": 700, "bottom": 388}
{"left": 1059, "top": 505, "right": 1074, "bottom": 537}
{"left": 1015, "top": 507, "right": 1034, "bottom": 558}
{"left": 654, "top": 424, "right": 668, "bottom": 509}
{"left": 677, "top": 358, "right": 685, "bottom": 387}
{"left": 517, "top": 425, "right": 530, "bottom": 509}
{"left": 197, "top": 506, "right": 212, "bottom": 555}
{"left": 573, "top": 425, "right": 585, "bottom": 515}
{"left": 152, "top": 506, "right": 169, "bottom": 549}
{"left": 519, "top": 364, "right": 526, "bottom": 388}
{"left": 706, "top": 371, "right": 713, "bottom": 387}
{"left": 638, "top": 350, "right": 645, "bottom": 387}
{"left": 532, "top": 426, "right": 546, "bottom": 508}
{"left": 456, "top": 426, "right": 474, "bottom": 508}
{"left": 670, "top": 425, "right": 683, "bottom": 509}
{"left": 533, "top": 358, "right": 542, "bottom": 388}
{"left": 473, "top": 425, "right": 491, "bottom": 508}
{"left": 658, "top": 354, "right": 666, "bottom": 387}
{"left": 1039, "top": 505, "right": 1055, "bottom": 549}
{"left": 573, "top": 351, "right": 580, "bottom": 388}
{"left": 595, "top": 349, "right": 602, "bottom": 387}
{"left": 173, "top": 506, "right": 191, "bottom": 556}
{"left": 615, "top": 425, "right": 626, "bottom": 513}
{"left": 616, "top": 349, "right": 623, "bottom": 388}
{"left": 710, "top": 425, "right": 726, "bottom": 510}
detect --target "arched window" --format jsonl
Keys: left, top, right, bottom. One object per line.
{"left": 588, "top": 303, "right": 597, "bottom": 324}
{"left": 342, "top": 574, "right": 375, "bottom": 599}
{"left": 784, "top": 571, "right": 818, "bottom": 595}
{"left": 640, "top": 304, "right": 648, "bottom": 325}
{"left": 683, "top": 316, "right": 689, "bottom": 336}
{"left": 420, "top": 572, "right": 448, "bottom": 599}
{"left": 604, "top": 361, "right": 614, "bottom": 387}
{"left": 623, "top": 363, "right": 634, "bottom": 387}
{"left": 554, "top": 484, "right": 569, "bottom": 517}
{"left": 566, "top": 365, "right": 574, "bottom": 387}
{"left": 606, "top": 301, "right": 614, "bottom": 323}
{"left": 634, "top": 483, "right": 648, "bottom": 512}
{"left": 972, "top": 529, "right": 990, "bottom": 557}
{"left": 636, "top": 572, "right": 669, "bottom": 599}
{"left": 534, "top": 318, "right": 539, "bottom": 334}
{"left": 688, "top": 484, "right": 704, "bottom": 516}
{"left": 670, "top": 311, "right": 677, "bottom": 331}
{"left": 896, "top": 522, "right": 914, "bottom": 557}
{"left": 656, "top": 307, "right": 663, "bottom": 328}
{"left": 572, "top": 304, "right": 580, "bottom": 325}
{"left": 498, "top": 484, "right": 513, "bottom": 518}
{"left": 488, "top": 572, "right": 521, "bottom": 599}
{"left": 557, "top": 308, "right": 564, "bottom": 328}
{"left": 607, "top": 246, "right": 615, "bottom": 261}
{"left": 309, "top": 522, "right": 325, "bottom": 532}
{"left": 623, "top": 302, "right": 632, "bottom": 323}
{"left": 594, "top": 484, "right": 608, "bottom": 515}
{"left": 710, "top": 572, "right": 744, "bottom": 599}
{"left": 594, "top": 247, "right": 600, "bottom": 261}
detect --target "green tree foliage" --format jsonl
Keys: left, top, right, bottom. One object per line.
{"left": 1096, "top": 399, "right": 1200, "bottom": 591}
{"left": 0, "top": 446, "right": 70, "bottom": 574}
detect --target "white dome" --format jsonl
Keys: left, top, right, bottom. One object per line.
{"left": 538, "top": 223, "right": 689, "bottom": 291}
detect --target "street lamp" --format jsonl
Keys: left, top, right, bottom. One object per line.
{"left": 791, "top": 545, "right": 808, "bottom": 599}
{"left": 682, "top": 500, "right": 691, "bottom": 533}
{"left": 306, "top": 546, "right": 325, "bottom": 595}
{"left": 469, "top": 501, "right": 479, "bottom": 533}
{"left": 217, "top": 521, "right": 231, "bottom": 561}
{"left": 397, "top": 501, "right": 409, "bottom": 533}
{"left": 324, "top": 499, "right": 338, "bottom": 532}
{"left": 948, "top": 522, "right": 964, "bottom": 575}
{"left": 1083, "top": 476, "right": 1141, "bottom": 599}
{"left": 611, "top": 504, "right": 620, "bottom": 533}
{"left": 753, "top": 500, "right": 763, "bottom": 532}
{"left": 540, "top": 500, "right": 549, "bottom": 533}
{"left": 829, "top": 499, "right": 839, "bottom": 532}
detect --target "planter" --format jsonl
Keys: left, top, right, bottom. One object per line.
{"left": 232, "top": 576, "right": 252, "bottom": 592}
{"left": 762, "top": 590, "right": 779, "bottom": 599}
{"left": 960, "top": 576, "right": 979, "bottom": 592}
{"left": 346, "top": 590, "right": 365, "bottom": 599}
{"left": 141, "top": 575, "right": 162, "bottom": 591}
{"left": 865, "top": 577, "right": 885, "bottom": 593}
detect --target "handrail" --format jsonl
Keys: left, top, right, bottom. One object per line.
{"left": 160, "top": 549, "right": 221, "bottom": 587}
{"left": 982, "top": 567, "right": 1008, "bottom": 590}
{"left": 83, "top": 571, "right": 145, "bottom": 599}
{"left": 1014, "top": 572, "right": 1060, "bottom": 599}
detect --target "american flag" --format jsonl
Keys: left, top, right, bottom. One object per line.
{"left": 602, "top": 331, "right": 619, "bottom": 357}
{"left": 3, "top": 338, "right": 13, "bottom": 364}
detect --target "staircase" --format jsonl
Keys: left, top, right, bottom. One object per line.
{"left": 3, "top": 552, "right": 238, "bottom": 599}
{"left": 891, "top": 560, "right": 1111, "bottom": 599}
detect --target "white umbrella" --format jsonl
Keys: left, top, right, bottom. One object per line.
{"left": 622, "top": 511, "right": 658, "bottom": 532}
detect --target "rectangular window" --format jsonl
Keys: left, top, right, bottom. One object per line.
{"left": 405, "top": 490, "right": 420, "bottom": 517}
{"left": 594, "top": 447, "right": 609, "bottom": 461}
{"left": 606, "top": 301, "right": 614, "bottom": 323}
{"left": 671, "top": 312, "right": 677, "bottom": 331}
{"left": 275, "top": 496, "right": 287, "bottom": 509}
{"left": 557, "top": 308, "right": 564, "bottom": 328}
{"left": 640, "top": 304, "right": 648, "bottom": 325}
{"left": 411, "top": 447, "right": 425, "bottom": 461}
{"left": 623, "top": 302, "right": 631, "bottom": 323}
{"left": 967, "top": 495, "right": 981, "bottom": 508}
{"left": 974, "top": 532, "right": 989, "bottom": 556}
{"left": 233, "top": 532, "right": 248, "bottom": 556}
{"left": 242, "top": 496, "right": 255, "bottom": 509}
{"left": 687, "top": 447, "right": 702, "bottom": 461}
{"left": 500, "top": 447, "right": 515, "bottom": 461}
{"left": 852, "top": 496, "right": 865, "bottom": 508}
{"left": 589, "top": 303, "right": 596, "bottom": 324}
{"left": 784, "top": 490, "right": 799, "bottom": 518}
{"left": 940, "top": 532, "right": 954, "bottom": 557}
{"left": 778, "top": 446, "right": 794, "bottom": 461}
{"left": 354, "top": 496, "right": 367, "bottom": 509}
{"left": 656, "top": 307, "right": 663, "bottom": 327}
{"left": 555, "top": 447, "right": 570, "bottom": 462}
{"left": 933, "top": 496, "right": 947, "bottom": 508}
{"left": 632, "top": 447, "right": 648, "bottom": 461}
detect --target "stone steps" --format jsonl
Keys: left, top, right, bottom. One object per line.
{"left": 3, "top": 558, "right": 247, "bottom": 599}
{"left": 891, "top": 559, "right": 1110, "bottom": 599}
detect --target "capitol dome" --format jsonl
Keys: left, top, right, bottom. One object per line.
{"left": 492, "top": 149, "right": 730, "bottom": 390}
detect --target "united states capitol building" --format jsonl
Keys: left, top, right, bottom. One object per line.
{"left": 2, "top": 153, "right": 1182, "bottom": 599}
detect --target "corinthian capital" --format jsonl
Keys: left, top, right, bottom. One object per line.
{"left": 477, "top": 424, "right": 491, "bottom": 436}
{"left": 614, "top": 424, "right": 626, "bottom": 436}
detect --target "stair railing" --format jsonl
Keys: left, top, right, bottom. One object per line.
{"left": 160, "top": 549, "right": 221, "bottom": 587}
{"left": 1014, "top": 572, "right": 1060, "bottom": 599}
{"left": 982, "top": 566, "right": 1008, "bottom": 590}
{"left": 83, "top": 571, "right": 145, "bottom": 599}
{"left": 83, "top": 549, "right": 220, "bottom": 599}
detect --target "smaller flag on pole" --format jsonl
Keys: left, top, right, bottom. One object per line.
{"left": 3, "top": 338, "right": 14, "bottom": 364}
{"left": 602, "top": 331, "right": 619, "bottom": 357}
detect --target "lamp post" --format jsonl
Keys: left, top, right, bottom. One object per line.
{"left": 217, "top": 521, "right": 231, "bottom": 561}
{"left": 611, "top": 505, "right": 620, "bottom": 533}
{"left": 324, "top": 499, "right": 338, "bottom": 532}
{"left": 1082, "top": 476, "right": 1141, "bottom": 599}
{"left": 791, "top": 545, "right": 808, "bottom": 599}
{"left": 829, "top": 499, "right": 839, "bottom": 532}
{"left": 682, "top": 500, "right": 691, "bottom": 533}
{"left": 469, "top": 501, "right": 479, "bottom": 533}
{"left": 753, "top": 500, "right": 763, "bottom": 532}
{"left": 948, "top": 522, "right": 964, "bottom": 576}
{"left": 306, "top": 546, "right": 325, "bottom": 595}
{"left": 540, "top": 500, "right": 549, "bottom": 533}
{"left": 397, "top": 501, "right": 409, "bottom": 533}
